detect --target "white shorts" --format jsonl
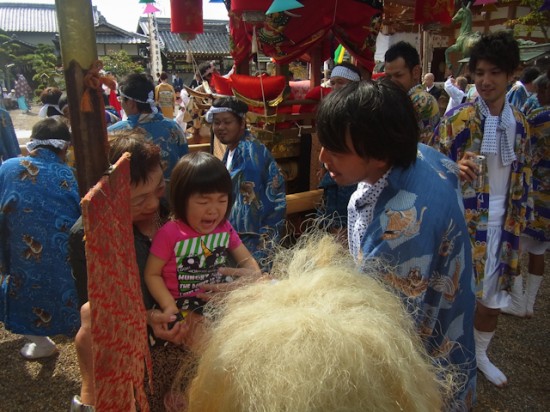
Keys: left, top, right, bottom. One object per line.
{"left": 478, "top": 226, "right": 511, "bottom": 310}
{"left": 521, "top": 235, "right": 550, "bottom": 256}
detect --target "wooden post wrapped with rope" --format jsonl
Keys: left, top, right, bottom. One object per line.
{"left": 54, "top": 2, "right": 152, "bottom": 411}
{"left": 55, "top": 0, "right": 109, "bottom": 197}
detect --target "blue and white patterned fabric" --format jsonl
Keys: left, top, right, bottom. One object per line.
{"left": 507, "top": 80, "right": 530, "bottom": 110}
{"left": 524, "top": 105, "right": 550, "bottom": 242}
{"left": 223, "top": 131, "right": 286, "bottom": 266}
{"left": 0, "top": 148, "right": 81, "bottom": 336}
{"left": 108, "top": 112, "right": 188, "bottom": 181}
{"left": 351, "top": 144, "right": 477, "bottom": 411}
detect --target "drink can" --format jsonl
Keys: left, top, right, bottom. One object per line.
{"left": 472, "top": 155, "right": 486, "bottom": 190}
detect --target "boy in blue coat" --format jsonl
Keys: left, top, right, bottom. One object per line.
{"left": 317, "top": 80, "right": 476, "bottom": 410}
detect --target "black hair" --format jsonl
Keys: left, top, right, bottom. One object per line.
{"left": 30, "top": 117, "right": 71, "bottom": 154}
{"left": 384, "top": 41, "right": 420, "bottom": 71}
{"left": 58, "top": 93, "right": 68, "bottom": 113}
{"left": 32, "top": 116, "right": 71, "bottom": 142}
{"left": 534, "top": 73, "right": 550, "bottom": 105}
{"left": 316, "top": 80, "right": 418, "bottom": 168}
{"left": 118, "top": 73, "right": 155, "bottom": 112}
{"left": 198, "top": 61, "right": 215, "bottom": 78}
{"left": 520, "top": 66, "right": 541, "bottom": 84}
{"left": 108, "top": 128, "right": 162, "bottom": 186}
{"left": 169, "top": 152, "right": 233, "bottom": 224}
{"left": 212, "top": 96, "right": 249, "bottom": 121}
{"left": 468, "top": 31, "right": 519, "bottom": 75}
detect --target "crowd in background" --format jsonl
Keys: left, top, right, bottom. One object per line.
{"left": 0, "top": 30, "right": 549, "bottom": 412}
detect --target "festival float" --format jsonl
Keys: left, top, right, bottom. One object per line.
{"left": 171, "top": 0, "right": 387, "bottom": 214}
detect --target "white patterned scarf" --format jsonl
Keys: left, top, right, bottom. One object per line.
{"left": 347, "top": 167, "right": 392, "bottom": 260}
{"left": 27, "top": 139, "right": 70, "bottom": 151}
{"left": 477, "top": 98, "right": 517, "bottom": 167}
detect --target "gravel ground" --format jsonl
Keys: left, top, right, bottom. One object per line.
{"left": 1, "top": 255, "right": 548, "bottom": 412}
{"left": 2, "top": 109, "right": 549, "bottom": 411}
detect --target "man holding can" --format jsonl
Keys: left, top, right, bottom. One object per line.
{"left": 437, "top": 31, "right": 532, "bottom": 388}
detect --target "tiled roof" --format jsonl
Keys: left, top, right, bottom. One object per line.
{"left": 4, "top": 36, "right": 36, "bottom": 50}
{"left": 0, "top": 2, "right": 59, "bottom": 32}
{"left": 0, "top": 3, "right": 145, "bottom": 44}
{"left": 95, "top": 21, "right": 149, "bottom": 45}
{"left": 139, "top": 18, "right": 230, "bottom": 57}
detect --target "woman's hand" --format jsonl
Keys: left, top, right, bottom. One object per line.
{"left": 457, "top": 151, "right": 479, "bottom": 183}
{"left": 147, "top": 309, "right": 206, "bottom": 350}
{"left": 147, "top": 309, "right": 187, "bottom": 345}
{"left": 196, "top": 267, "right": 265, "bottom": 301}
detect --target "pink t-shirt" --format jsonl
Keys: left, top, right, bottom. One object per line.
{"left": 150, "top": 219, "right": 242, "bottom": 298}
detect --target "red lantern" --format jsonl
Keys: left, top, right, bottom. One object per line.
{"left": 171, "top": 0, "right": 203, "bottom": 40}
{"left": 231, "top": 0, "right": 271, "bottom": 12}
{"left": 231, "top": 0, "right": 272, "bottom": 23}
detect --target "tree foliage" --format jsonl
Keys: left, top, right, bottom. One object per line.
{"left": 22, "top": 44, "right": 65, "bottom": 95}
{"left": 503, "top": 0, "right": 550, "bottom": 41}
{"left": 101, "top": 50, "right": 144, "bottom": 78}
{"left": 0, "top": 30, "right": 63, "bottom": 98}
{"left": 0, "top": 31, "right": 25, "bottom": 90}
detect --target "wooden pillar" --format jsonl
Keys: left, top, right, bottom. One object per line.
{"left": 55, "top": 0, "right": 109, "bottom": 198}
{"left": 237, "top": 59, "right": 249, "bottom": 75}
{"left": 310, "top": 43, "right": 322, "bottom": 89}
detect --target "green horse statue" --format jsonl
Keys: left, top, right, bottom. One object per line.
{"left": 445, "top": 3, "right": 481, "bottom": 71}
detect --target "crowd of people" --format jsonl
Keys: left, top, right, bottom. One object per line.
{"left": 0, "top": 29, "right": 548, "bottom": 412}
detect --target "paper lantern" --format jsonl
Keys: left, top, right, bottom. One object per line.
{"left": 171, "top": 0, "right": 203, "bottom": 40}
{"left": 231, "top": 0, "right": 271, "bottom": 12}
{"left": 266, "top": 0, "right": 304, "bottom": 15}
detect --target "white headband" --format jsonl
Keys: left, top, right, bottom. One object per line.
{"left": 205, "top": 106, "right": 245, "bottom": 123}
{"left": 119, "top": 90, "right": 158, "bottom": 114}
{"left": 27, "top": 138, "right": 70, "bottom": 152}
{"left": 330, "top": 66, "right": 360, "bottom": 82}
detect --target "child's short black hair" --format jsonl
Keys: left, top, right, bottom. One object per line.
{"left": 169, "top": 152, "right": 233, "bottom": 223}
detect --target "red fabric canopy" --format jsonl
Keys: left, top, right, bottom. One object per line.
{"left": 414, "top": 0, "right": 453, "bottom": 25}
{"left": 230, "top": 0, "right": 383, "bottom": 72}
